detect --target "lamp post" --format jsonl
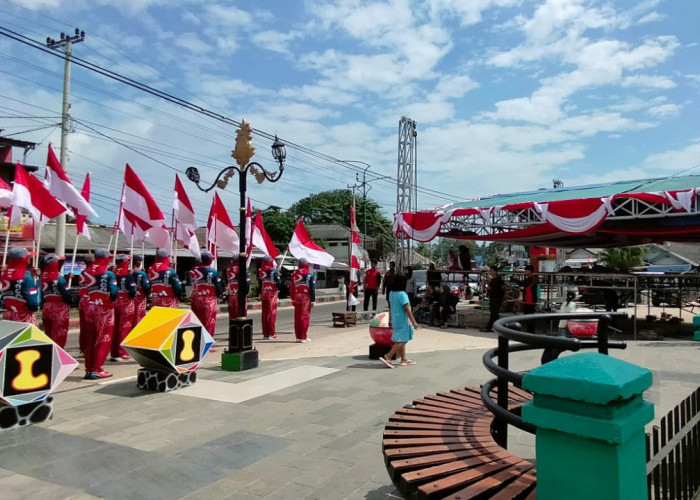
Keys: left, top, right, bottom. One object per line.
{"left": 186, "top": 120, "right": 286, "bottom": 371}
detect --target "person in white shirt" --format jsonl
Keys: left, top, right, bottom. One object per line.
{"left": 557, "top": 291, "right": 578, "bottom": 337}
{"left": 542, "top": 290, "right": 578, "bottom": 364}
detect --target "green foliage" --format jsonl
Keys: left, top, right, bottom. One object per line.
{"left": 599, "top": 246, "right": 646, "bottom": 273}
{"left": 258, "top": 206, "right": 296, "bottom": 251}
{"left": 288, "top": 189, "right": 395, "bottom": 259}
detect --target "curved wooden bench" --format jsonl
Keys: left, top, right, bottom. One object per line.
{"left": 382, "top": 386, "right": 536, "bottom": 499}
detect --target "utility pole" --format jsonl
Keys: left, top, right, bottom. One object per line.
{"left": 47, "top": 28, "right": 85, "bottom": 257}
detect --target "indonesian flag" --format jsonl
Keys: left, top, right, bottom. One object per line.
{"left": 349, "top": 205, "right": 363, "bottom": 294}
{"left": 289, "top": 218, "right": 334, "bottom": 267}
{"left": 74, "top": 173, "right": 92, "bottom": 239}
{"left": 118, "top": 164, "right": 170, "bottom": 248}
{"left": 0, "top": 176, "right": 12, "bottom": 207}
{"left": 250, "top": 210, "right": 279, "bottom": 262}
{"left": 207, "top": 192, "right": 239, "bottom": 254}
{"left": 45, "top": 144, "right": 97, "bottom": 219}
{"left": 10, "top": 162, "right": 67, "bottom": 227}
{"left": 173, "top": 175, "right": 200, "bottom": 257}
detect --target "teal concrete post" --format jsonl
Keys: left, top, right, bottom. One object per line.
{"left": 522, "top": 352, "right": 654, "bottom": 500}
{"left": 692, "top": 314, "right": 700, "bottom": 341}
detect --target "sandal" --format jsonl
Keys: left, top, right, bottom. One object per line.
{"left": 379, "top": 357, "right": 395, "bottom": 369}
{"left": 399, "top": 360, "right": 416, "bottom": 366}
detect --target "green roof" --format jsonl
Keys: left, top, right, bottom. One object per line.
{"left": 443, "top": 174, "right": 700, "bottom": 210}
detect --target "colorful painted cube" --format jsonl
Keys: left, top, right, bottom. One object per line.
{"left": 122, "top": 307, "right": 214, "bottom": 374}
{"left": 0, "top": 320, "right": 77, "bottom": 407}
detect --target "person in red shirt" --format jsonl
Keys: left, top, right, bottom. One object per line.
{"left": 363, "top": 259, "right": 382, "bottom": 312}
{"left": 521, "top": 265, "right": 537, "bottom": 332}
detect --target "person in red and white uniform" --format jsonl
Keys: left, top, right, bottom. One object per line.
{"left": 226, "top": 261, "right": 250, "bottom": 321}
{"left": 290, "top": 258, "right": 316, "bottom": 343}
{"left": 190, "top": 250, "right": 223, "bottom": 338}
{"left": 258, "top": 255, "right": 281, "bottom": 340}
{"left": 111, "top": 254, "right": 136, "bottom": 362}
{"left": 40, "top": 253, "right": 72, "bottom": 348}
{"left": 1, "top": 247, "right": 39, "bottom": 325}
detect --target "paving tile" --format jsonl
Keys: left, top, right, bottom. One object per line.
{"left": 85, "top": 455, "right": 229, "bottom": 500}
{"left": 0, "top": 472, "right": 100, "bottom": 500}
{"left": 177, "top": 431, "right": 288, "bottom": 470}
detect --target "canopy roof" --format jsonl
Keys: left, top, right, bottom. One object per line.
{"left": 394, "top": 174, "right": 700, "bottom": 248}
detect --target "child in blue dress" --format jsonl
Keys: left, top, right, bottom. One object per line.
{"left": 379, "top": 275, "right": 419, "bottom": 368}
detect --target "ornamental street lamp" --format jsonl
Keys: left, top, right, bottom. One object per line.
{"left": 186, "top": 120, "right": 286, "bottom": 371}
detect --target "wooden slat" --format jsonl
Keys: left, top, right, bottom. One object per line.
{"left": 383, "top": 385, "right": 537, "bottom": 499}
{"left": 443, "top": 462, "right": 534, "bottom": 499}
{"left": 417, "top": 461, "right": 515, "bottom": 499}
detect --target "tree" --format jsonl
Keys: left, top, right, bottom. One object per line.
{"left": 598, "top": 246, "right": 646, "bottom": 273}
{"left": 258, "top": 206, "right": 296, "bottom": 252}
{"left": 288, "top": 189, "right": 395, "bottom": 259}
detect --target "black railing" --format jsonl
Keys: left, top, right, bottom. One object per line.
{"left": 646, "top": 387, "right": 700, "bottom": 500}
{"left": 483, "top": 311, "right": 627, "bottom": 448}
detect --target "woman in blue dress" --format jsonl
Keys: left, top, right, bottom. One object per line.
{"left": 379, "top": 274, "right": 419, "bottom": 368}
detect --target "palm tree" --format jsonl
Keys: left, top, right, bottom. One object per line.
{"left": 598, "top": 246, "right": 646, "bottom": 273}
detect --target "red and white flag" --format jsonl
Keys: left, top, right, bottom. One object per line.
{"left": 349, "top": 205, "right": 363, "bottom": 294}
{"left": 250, "top": 210, "right": 279, "bottom": 263}
{"left": 173, "top": 175, "right": 200, "bottom": 257}
{"left": 10, "top": 163, "right": 67, "bottom": 226}
{"left": 45, "top": 144, "right": 97, "bottom": 219}
{"left": 118, "top": 164, "right": 170, "bottom": 248}
{"left": 0, "top": 176, "right": 12, "bottom": 208}
{"left": 207, "top": 192, "right": 239, "bottom": 255}
{"left": 74, "top": 173, "right": 92, "bottom": 239}
{"left": 289, "top": 218, "right": 334, "bottom": 267}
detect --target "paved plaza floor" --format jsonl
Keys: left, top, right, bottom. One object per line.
{"left": 0, "top": 302, "right": 698, "bottom": 499}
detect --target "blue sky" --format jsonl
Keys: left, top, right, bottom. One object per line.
{"left": 0, "top": 0, "right": 698, "bottom": 228}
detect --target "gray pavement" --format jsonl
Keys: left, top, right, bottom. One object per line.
{"left": 1, "top": 291, "right": 699, "bottom": 499}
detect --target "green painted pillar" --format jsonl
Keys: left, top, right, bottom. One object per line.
{"left": 692, "top": 314, "right": 700, "bottom": 341}
{"left": 522, "top": 352, "right": 654, "bottom": 500}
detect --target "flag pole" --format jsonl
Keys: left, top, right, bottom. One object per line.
{"left": 34, "top": 218, "right": 43, "bottom": 268}
{"left": 70, "top": 231, "right": 79, "bottom": 277}
{"left": 2, "top": 207, "right": 14, "bottom": 267}
{"left": 113, "top": 182, "right": 126, "bottom": 265}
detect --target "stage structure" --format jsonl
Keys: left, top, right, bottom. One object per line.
{"left": 0, "top": 321, "right": 78, "bottom": 430}
{"left": 394, "top": 175, "right": 700, "bottom": 248}
{"left": 395, "top": 116, "right": 417, "bottom": 270}
{"left": 122, "top": 307, "right": 214, "bottom": 392}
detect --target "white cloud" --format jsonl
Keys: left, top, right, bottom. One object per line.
{"left": 434, "top": 74, "right": 479, "bottom": 99}
{"left": 172, "top": 32, "right": 212, "bottom": 56}
{"left": 643, "top": 140, "right": 700, "bottom": 174}
{"left": 621, "top": 75, "right": 675, "bottom": 89}
{"left": 252, "top": 30, "right": 298, "bottom": 54}
{"left": 646, "top": 103, "right": 683, "bottom": 118}
{"left": 427, "top": 0, "right": 521, "bottom": 26}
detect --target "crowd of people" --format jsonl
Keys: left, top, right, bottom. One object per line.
{"left": 0, "top": 247, "right": 316, "bottom": 381}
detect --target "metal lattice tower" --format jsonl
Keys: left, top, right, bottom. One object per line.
{"left": 396, "top": 116, "right": 417, "bottom": 270}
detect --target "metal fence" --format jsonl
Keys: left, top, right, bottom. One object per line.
{"left": 647, "top": 387, "right": 700, "bottom": 500}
